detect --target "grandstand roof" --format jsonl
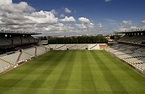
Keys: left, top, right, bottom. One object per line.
{"left": 115, "top": 30, "right": 145, "bottom": 34}
{"left": 0, "top": 30, "right": 41, "bottom": 35}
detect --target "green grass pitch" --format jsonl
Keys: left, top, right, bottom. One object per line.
{"left": 0, "top": 50, "right": 145, "bottom": 94}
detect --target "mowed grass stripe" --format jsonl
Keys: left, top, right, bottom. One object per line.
{"left": 81, "top": 51, "right": 97, "bottom": 94}
{"left": 0, "top": 51, "right": 57, "bottom": 80}
{"left": 50, "top": 51, "right": 76, "bottom": 94}
{"left": 24, "top": 51, "right": 72, "bottom": 94}
{"left": 100, "top": 51, "right": 145, "bottom": 93}
{"left": 90, "top": 50, "right": 129, "bottom": 94}
{"left": 37, "top": 51, "right": 75, "bottom": 94}
{"left": 20, "top": 51, "right": 69, "bottom": 94}
{"left": 0, "top": 50, "right": 145, "bottom": 94}
{"left": 65, "top": 51, "right": 82, "bottom": 94}
{"left": 0, "top": 52, "right": 58, "bottom": 93}
{"left": 103, "top": 51, "right": 145, "bottom": 80}
{"left": 0, "top": 51, "right": 66, "bottom": 94}
{"left": 87, "top": 51, "right": 113, "bottom": 94}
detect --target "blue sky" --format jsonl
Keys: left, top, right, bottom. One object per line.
{"left": 13, "top": 0, "right": 145, "bottom": 20}
{"left": 0, "top": 0, "right": 145, "bottom": 36}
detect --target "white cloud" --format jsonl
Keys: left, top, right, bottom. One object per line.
{"left": 142, "top": 26, "right": 145, "bottom": 29}
{"left": 38, "top": 23, "right": 75, "bottom": 34}
{"left": 76, "top": 24, "right": 87, "bottom": 29}
{"left": 64, "top": 8, "right": 71, "bottom": 14}
{"left": 60, "top": 14, "right": 65, "bottom": 18}
{"left": 117, "top": 20, "right": 133, "bottom": 31}
{"left": 78, "top": 17, "right": 91, "bottom": 24}
{"left": 0, "top": 0, "right": 12, "bottom": 5}
{"left": 60, "top": 16, "right": 76, "bottom": 22}
{"left": 118, "top": 26, "right": 139, "bottom": 32}
{"left": 0, "top": 2, "right": 35, "bottom": 13}
{"left": 0, "top": 17, "right": 3, "bottom": 24}
{"left": 25, "top": 10, "right": 58, "bottom": 24}
{"left": 97, "top": 23, "right": 102, "bottom": 28}
{"left": 130, "top": 26, "right": 138, "bottom": 29}
{"left": 50, "top": 9, "right": 57, "bottom": 15}
{"left": 105, "top": 19, "right": 115, "bottom": 22}
{"left": 105, "top": 0, "right": 112, "bottom": 2}
{"left": 0, "top": 1, "right": 58, "bottom": 32}
{"left": 89, "top": 23, "right": 95, "bottom": 27}
{"left": 76, "top": 18, "right": 95, "bottom": 33}
{"left": 75, "top": 22, "right": 95, "bottom": 31}
{"left": 141, "top": 20, "right": 145, "bottom": 24}
{"left": 119, "top": 27, "right": 129, "bottom": 32}
{"left": 118, "top": 21, "right": 140, "bottom": 32}
{"left": 44, "top": 24, "right": 65, "bottom": 32}
{"left": 0, "top": 0, "right": 104, "bottom": 35}
{"left": 121, "top": 20, "right": 132, "bottom": 25}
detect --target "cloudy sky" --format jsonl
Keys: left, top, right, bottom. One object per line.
{"left": 0, "top": 0, "right": 145, "bottom": 36}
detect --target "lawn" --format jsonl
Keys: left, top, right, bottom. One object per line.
{"left": 0, "top": 50, "right": 145, "bottom": 94}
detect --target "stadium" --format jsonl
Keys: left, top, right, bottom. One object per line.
{"left": 0, "top": 29, "right": 145, "bottom": 94}
{"left": 1, "top": 0, "right": 145, "bottom": 94}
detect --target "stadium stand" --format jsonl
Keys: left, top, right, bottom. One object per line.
{"left": 0, "top": 30, "right": 108, "bottom": 73}
{"left": 107, "top": 30, "right": 145, "bottom": 74}
{"left": 36, "top": 46, "right": 48, "bottom": 56}
{"left": 47, "top": 43, "right": 107, "bottom": 50}
{"left": 0, "top": 36, "right": 11, "bottom": 46}
{"left": 118, "top": 31, "right": 145, "bottom": 45}
{"left": 0, "top": 30, "right": 49, "bottom": 73}
{"left": 12, "top": 36, "right": 22, "bottom": 45}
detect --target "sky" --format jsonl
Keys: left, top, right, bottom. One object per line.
{"left": 0, "top": 0, "right": 145, "bottom": 36}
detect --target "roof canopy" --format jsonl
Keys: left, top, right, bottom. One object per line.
{"left": 115, "top": 30, "right": 145, "bottom": 34}
{"left": 0, "top": 30, "right": 41, "bottom": 35}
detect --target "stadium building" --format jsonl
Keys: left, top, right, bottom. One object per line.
{"left": 1, "top": 30, "right": 145, "bottom": 94}
{"left": 107, "top": 30, "right": 145, "bottom": 74}
{"left": 1, "top": 29, "right": 145, "bottom": 74}
{"left": 0, "top": 30, "right": 49, "bottom": 73}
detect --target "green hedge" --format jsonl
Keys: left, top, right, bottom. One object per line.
{"left": 48, "top": 35, "right": 108, "bottom": 44}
